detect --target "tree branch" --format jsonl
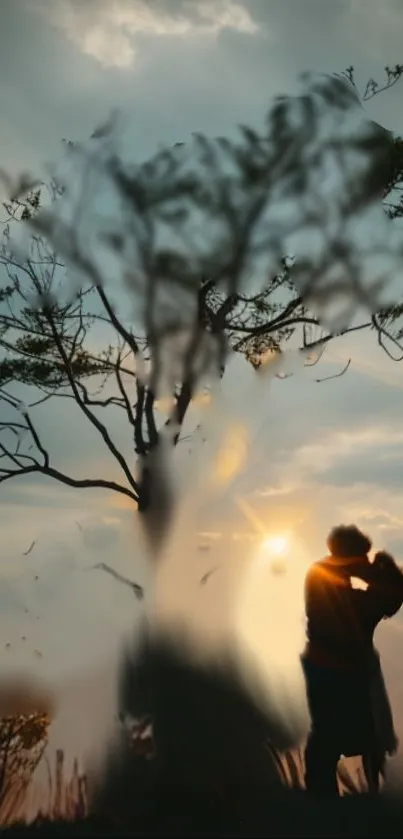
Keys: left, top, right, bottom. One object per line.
{"left": 95, "top": 285, "right": 140, "bottom": 356}
{"left": 114, "top": 347, "right": 136, "bottom": 428}
{"left": 0, "top": 393, "right": 138, "bottom": 501}
{"left": 315, "top": 358, "right": 351, "bottom": 383}
{"left": 371, "top": 313, "right": 403, "bottom": 361}
{"left": 231, "top": 314, "right": 321, "bottom": 351}
{"left": 0, "top": 460, "right": 138, "bottom": 501}
{"left": 41, "top": 304, "right": 139, "bottom": 496}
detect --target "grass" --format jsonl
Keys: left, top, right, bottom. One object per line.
{"left": 2, "top": 743, "right": 403, "bottom": 837}
{"left": 2, "top": 638, "right": 402, "bottom": 837}
{"left": 0, "top": 748, "right": 88, "bottom": 826}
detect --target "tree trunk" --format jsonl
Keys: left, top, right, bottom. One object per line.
{"left": 96, "top": 633, "right": 285, "bottom": 829}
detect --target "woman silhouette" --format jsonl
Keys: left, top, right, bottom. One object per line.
{"left": 302, "top": 525, "right": 403, "bottom": 796}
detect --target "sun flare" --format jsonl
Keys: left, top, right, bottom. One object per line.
{"left": 261, "top": 534, "right": 289, "bottom": 556}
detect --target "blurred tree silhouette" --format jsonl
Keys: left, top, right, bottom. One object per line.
{"left": 0, "top": 66, "right": 402, "bottom": 519}
{"left": 1, "top": 63, "right": 403, "bottom": 832}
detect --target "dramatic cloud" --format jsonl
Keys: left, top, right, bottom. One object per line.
{"left": 38, "top": 0, "right": 258, "bottom": 68}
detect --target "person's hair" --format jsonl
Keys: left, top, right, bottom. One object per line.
{"left": 326, "top": 525, "right": 372, "bottom": 558}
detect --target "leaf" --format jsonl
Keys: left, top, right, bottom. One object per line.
{"left": 239, "top": 125, "right": 261, "bottom": 147}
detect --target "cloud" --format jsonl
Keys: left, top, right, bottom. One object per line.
{"left": 2, "top": 0, "right": 402, "bottom": 190}
{"left": 247, "top": 381, "right": 403, "bottom": 496}
{"left": 40, "top": 0, "right": 258, "bottom": 69}
{"left": 192, "top": 0, "right": 258, "bottom": 33}
{"left": 291, "top": 424, "right": 403, "bottom": 483}
{"left": 321, "top": 443, "right": 403, "bottom": 492}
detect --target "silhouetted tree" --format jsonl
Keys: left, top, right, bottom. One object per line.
{"left": 0, "top": 66, "right": 401, "bottom": 525}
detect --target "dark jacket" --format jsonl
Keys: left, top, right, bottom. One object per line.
{"left": 304, "top": 553, "right": 403, "bottom": 670}
{"left": 302, "top": 552, "right": 403, "bottom": 756}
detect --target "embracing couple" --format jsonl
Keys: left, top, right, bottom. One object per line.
{"left": 302, "top": 524, "right": 403, "bottom": 796}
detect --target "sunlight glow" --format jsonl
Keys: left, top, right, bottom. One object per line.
{"left": 261, "top": 534, "right": 289, "bottom": 556}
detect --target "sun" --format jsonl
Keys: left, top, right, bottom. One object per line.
{"left": 261, "top": 534, "right": 289, "bottom": 556}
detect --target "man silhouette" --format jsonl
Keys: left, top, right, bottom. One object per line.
{"left": 302, "top": 525, "right": 403, "bottom": 796}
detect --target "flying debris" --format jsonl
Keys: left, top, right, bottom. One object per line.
{"left": 200, "top": 567, "right": 218, "bottom": 586}
{"left": 23, "top": 540, "right": 36, "bottom": 556}
{"left": 90, "top": 109, "right": 118, "bottom": 140}
{"left": 88, "top": 563, "right": 144, "bottom": 601}
{"left": 34, "top": 650, "right": 42, "bottom": 659}
{"left": 5, "top": 643, "right": 10, "bottom": 650}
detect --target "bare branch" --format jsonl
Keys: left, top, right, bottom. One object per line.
{"left": 362, "top": 64, "right": 403, "bottom": 101}
{"left": 41, "top": 304, "right": 139, "bottom": 495}
{"left": 114, "top": 349, "right": 136, "bottom": 428}
{"left": 316, "top": 359, "right": 351, "bottom": 383}
{"left": 231, "top": 314, "right": 321, "bottom": 352}
{"left": 0, "top": 460, "right": 138, "bottom": 501}
{"left": 0, "top": 393, "right": 138, "bottom": 502}
{"left": 95, "top": 285, "right": 140, "bottom": 356}
{"left": 371, "top": 314, "right": 403, "bottom": 361}
{"left": 23, "top": 411, "right": 49, "bottom": 468}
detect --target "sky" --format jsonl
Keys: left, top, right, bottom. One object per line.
{"left": 1, "top": 0, "right": 403, "bottom": 807}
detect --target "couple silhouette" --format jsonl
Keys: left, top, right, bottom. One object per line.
{"left": 302, "top": 524, "right": 403, "bottom": 796}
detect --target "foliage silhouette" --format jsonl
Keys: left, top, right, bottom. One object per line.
{"left": 0, "top": 67, "right": 401, "bottom": 520}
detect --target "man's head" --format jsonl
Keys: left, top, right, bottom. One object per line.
{"left": 327, "top": 525, "right": 372, "bottom": 559}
